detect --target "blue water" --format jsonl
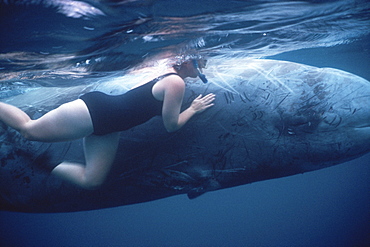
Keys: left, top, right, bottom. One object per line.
{"left": 1, "top": 0, "right": 370, "bottom": 246}
{"left": 1, "top": 154, "right": 369, "bottom": 246}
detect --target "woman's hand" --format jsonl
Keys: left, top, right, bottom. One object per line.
{"left": 190, "top": 93, "right": 216, "bottom": 114}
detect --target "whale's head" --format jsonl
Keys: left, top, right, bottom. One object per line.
{"left": 207, "top": 59, "right": 370, "bottom": 167}
{"left": 275, "top": 66, "right": 370, "bottom": 164}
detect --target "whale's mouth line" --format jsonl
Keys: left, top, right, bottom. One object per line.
{"left": 353, "top": 126, "right": 370, "bottom": 132}
{"left": 353, "top": 122, "right": 370, "bottom": 128}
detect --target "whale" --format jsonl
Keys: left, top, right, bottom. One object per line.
{"left": 1, "top": 58, "right": 369, "bottom": 213}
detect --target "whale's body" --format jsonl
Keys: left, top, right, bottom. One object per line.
{"left": 1, "top": 58, "right": 369, "bottom": 213}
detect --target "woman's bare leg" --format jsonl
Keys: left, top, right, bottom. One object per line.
{"left": 0, "top": 102, "right": 32, "bottom": 132}
{"left": 1, "top": 100, "right": 120, "bottom": 189}
{"left": 0, "top": 99, "right": 93, "bottom": 142}
{"left": 51, "top": 132, "right": 120, "bottom": 189}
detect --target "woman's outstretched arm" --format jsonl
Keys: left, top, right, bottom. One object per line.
{"left": 161, "top": 78, "right": 215, "bottom": 132}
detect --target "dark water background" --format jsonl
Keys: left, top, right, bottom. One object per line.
{"left": 1, "top": 0, "right": 370, "bottom": 246}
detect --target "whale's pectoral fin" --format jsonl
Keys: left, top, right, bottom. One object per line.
{"left": 187, "top": 178, "right": 221, "bottom": 199}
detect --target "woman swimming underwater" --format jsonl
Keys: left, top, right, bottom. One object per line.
{"left": 0, "top": 55, "right": 215, "bottom": 189}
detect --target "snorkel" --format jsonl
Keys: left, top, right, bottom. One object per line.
{"left": 192, "top": 59, "right": 208, "bottom": 83}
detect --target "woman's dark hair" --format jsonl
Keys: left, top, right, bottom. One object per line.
{"left": 173, "top": 54, "right": 205, "bottom": 71}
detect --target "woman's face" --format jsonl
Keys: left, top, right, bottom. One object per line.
{"left": 179, "top": 61, "right": 198, "bottom": 78}
{"left": 184, "top": 59, "right": 207, "bottom": 78}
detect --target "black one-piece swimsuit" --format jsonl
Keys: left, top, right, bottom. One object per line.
{"left": 80, "top": 73, "right": 178, "bottom": 135}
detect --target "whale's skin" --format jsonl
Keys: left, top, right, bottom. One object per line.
{"left": 0, "top": 58, "right": 369, "bottom": 213}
